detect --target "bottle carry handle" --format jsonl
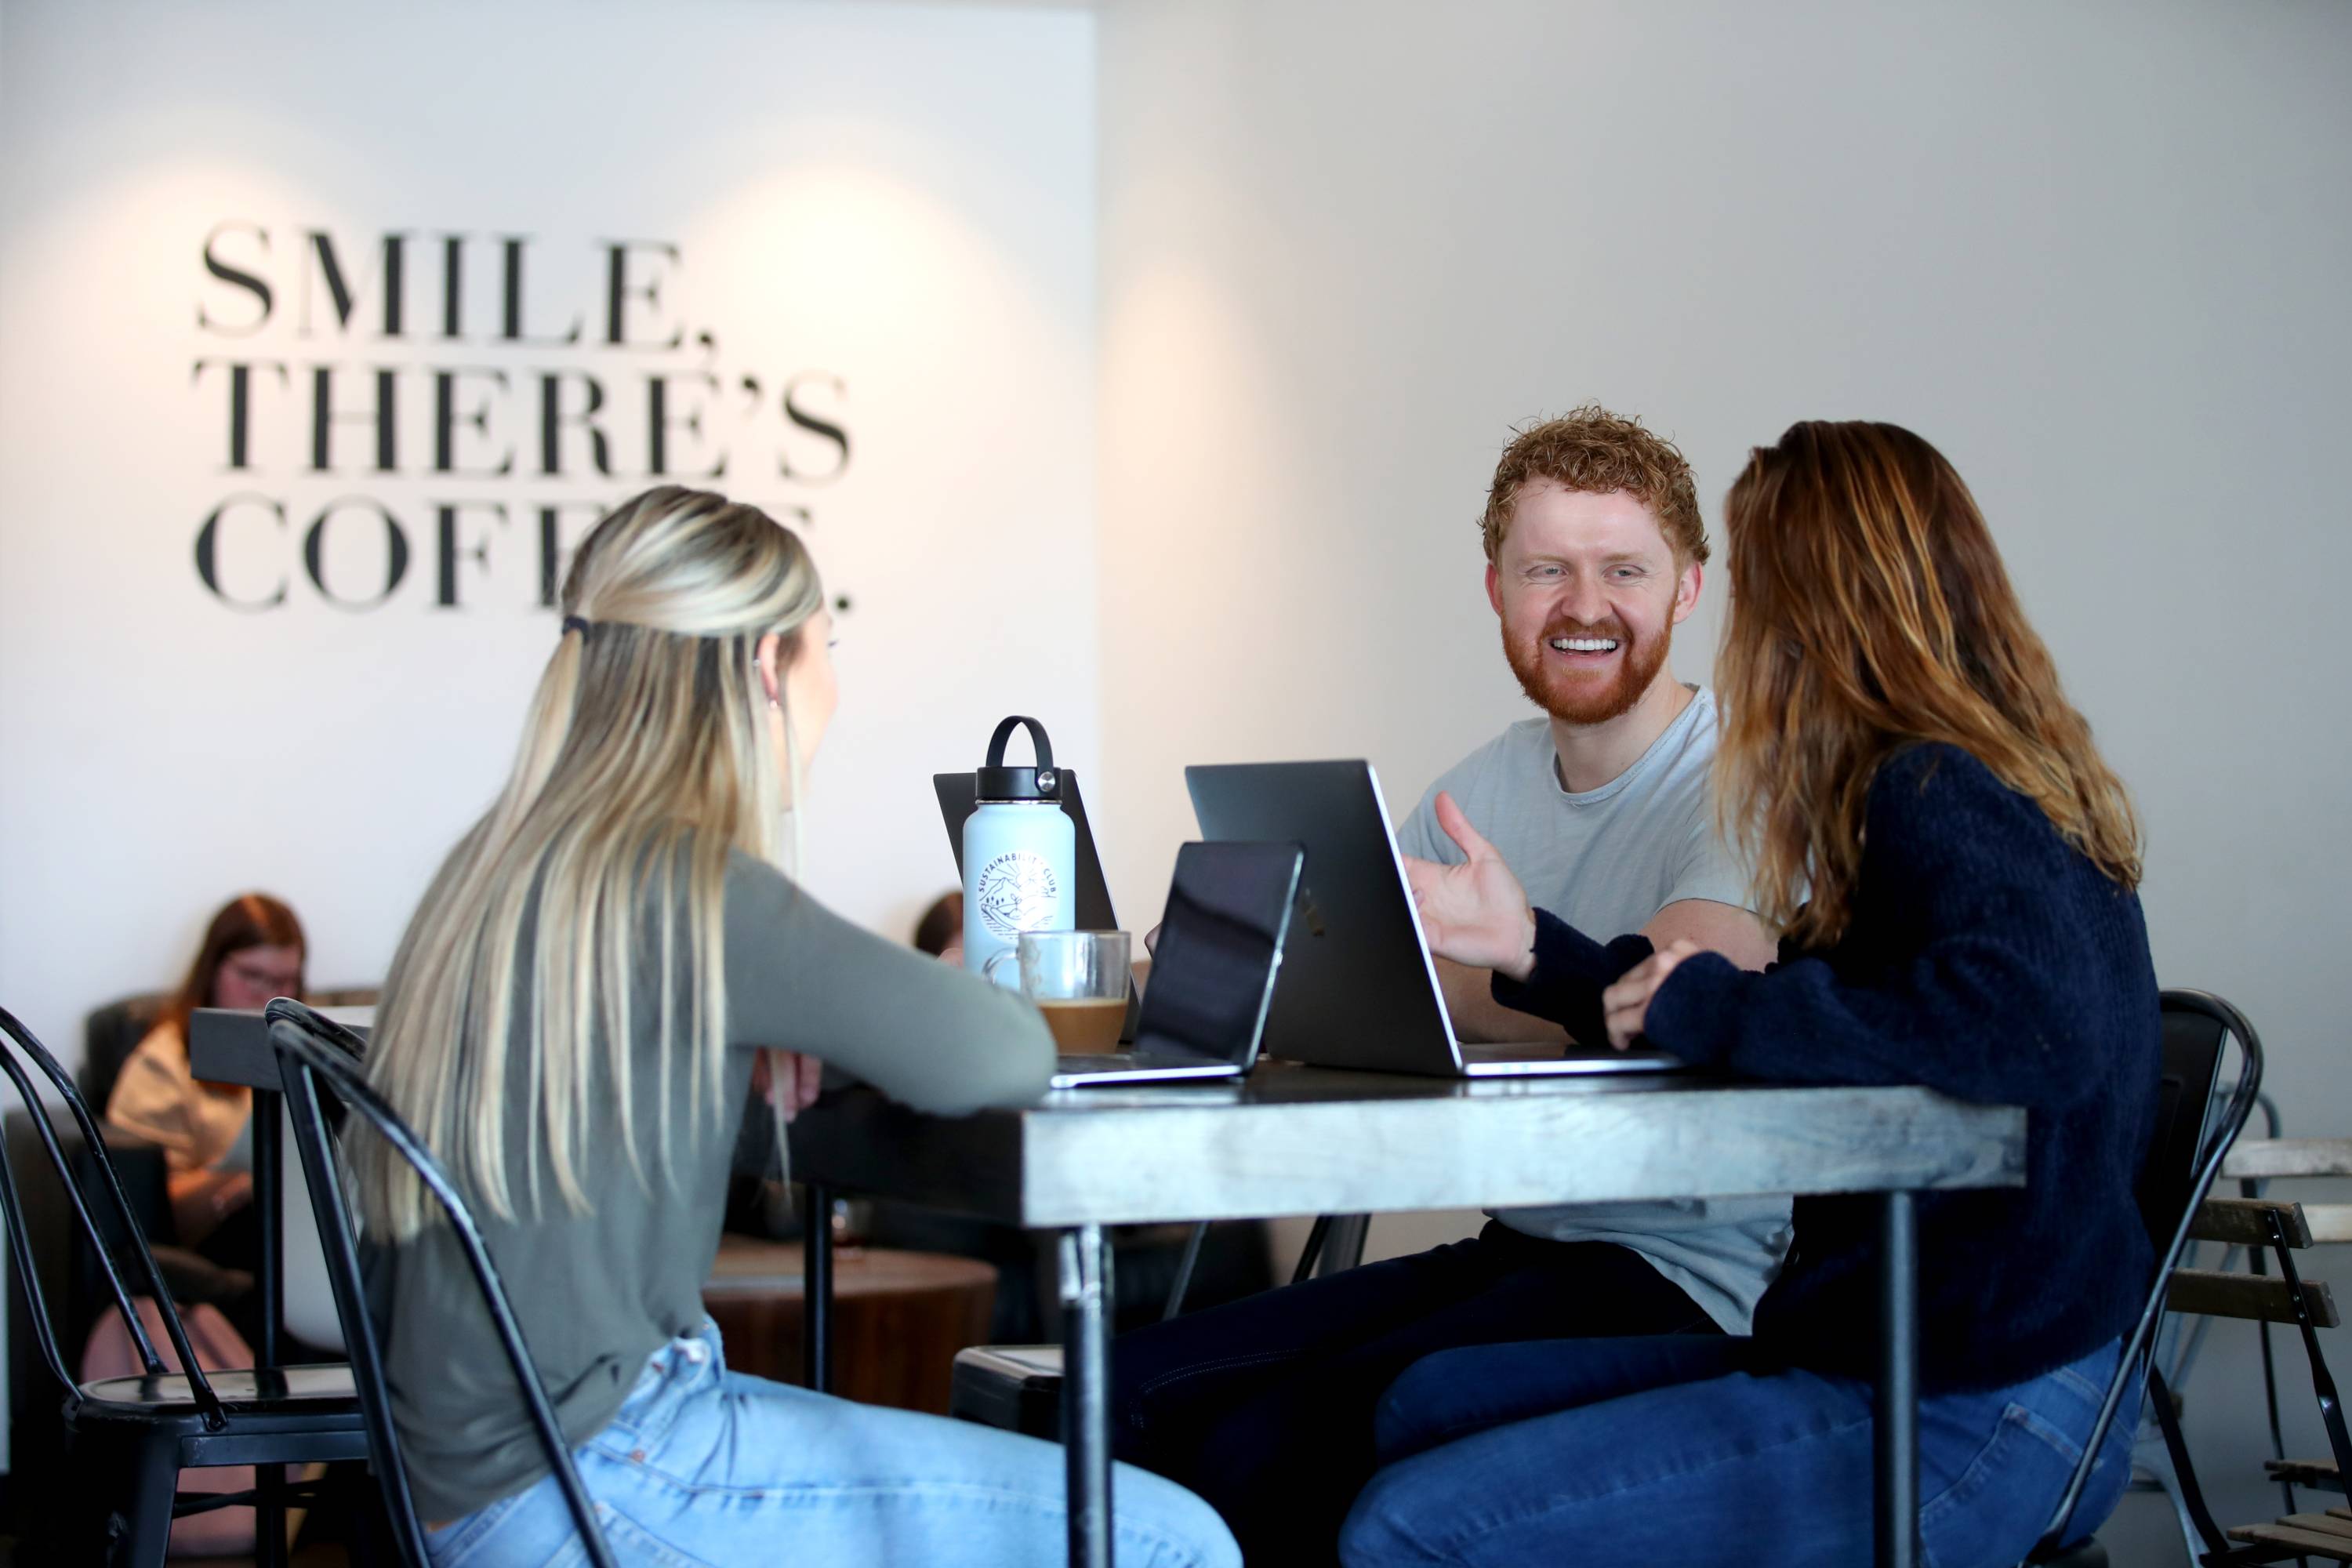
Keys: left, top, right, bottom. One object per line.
{"left": 985, "top": 716, "right": 1058, "bottom": 796}
{"left": 986, "top": 715, "right": 1054, "bottom": 771}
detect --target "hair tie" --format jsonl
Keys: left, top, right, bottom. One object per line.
{"left": 561, "top": 615, "right": 590, "bottom": 637}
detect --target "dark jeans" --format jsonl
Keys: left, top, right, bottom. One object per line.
{"left": 196, "top": 1193, "right": 261, "bottom": 1273}
{"left": 1341, "top": 1334, "right": 2136, "bottom": 1567}
{"left": 1111, "top": 1221, "right": 1719, "bottom": 1565}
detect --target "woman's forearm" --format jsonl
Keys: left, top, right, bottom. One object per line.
{"left": 166, "top": 1166, "right": 252, "bottom": 1245}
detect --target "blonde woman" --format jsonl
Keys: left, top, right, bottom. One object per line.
{"left": 1345, "top": 423, "right": 2157, "bottom": 1566}
{"left": 358, "top": 488, "right": 1238, "bottom": 1568}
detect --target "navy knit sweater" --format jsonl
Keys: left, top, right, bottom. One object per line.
{"left": 1493, "top": 743, "right": 2161, "bottom": 1393}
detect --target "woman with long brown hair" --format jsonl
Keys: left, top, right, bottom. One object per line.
{"left": 107, "top": 893, "right": 306, "bottom": 1262}
{"left": 1345, "top": 422, "right": 2159, "bottom": 1566}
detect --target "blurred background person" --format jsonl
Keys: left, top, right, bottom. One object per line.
{"left": 914, "top": 890, "right": 963, "bottom": 958}
{"left": 104, "top": 892, "right": 305, "bottom": 1269}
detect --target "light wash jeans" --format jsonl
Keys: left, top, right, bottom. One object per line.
{"left": 1340, "top": 1334, "right": 2136, "bottom": 1568}
{"left": 425, "top": 1319, "right": 1240, "bottom": 1568}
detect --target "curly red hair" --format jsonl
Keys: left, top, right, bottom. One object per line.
{"left": 1480, "top": 405, "right": 1708, "bottom": 566}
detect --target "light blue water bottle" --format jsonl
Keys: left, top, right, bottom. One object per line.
{"left": 964, "top": 716, "right": 1076, "bottom": 985}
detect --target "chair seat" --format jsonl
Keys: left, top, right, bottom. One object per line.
{"left": 2034, "top": 1540, "right": 2107, "bottom": 1567}
{"left": 2268, "top": 1457, "right": 2343, "bottom": 1493}
{"left": 2228, "top": 1513, "right": 2352, "bottom": 1561}
{"left": 72, "top": 1362, "right": 369, "bottom": 1493}
{"left": 950, "top": 1345, "right": 1063, "bottom": 1439}
{"left": 79, "top": 1362, "right": 361, "bottom": 1419}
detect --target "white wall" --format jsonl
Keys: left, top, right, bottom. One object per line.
{"left": 0, "top": 0, "right": 1097, "bottom": 1068}
{"left": 1096, "top": 2, "right": 2351, "bottom": 1556}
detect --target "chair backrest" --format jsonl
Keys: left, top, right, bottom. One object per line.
{"left": 265, "top": 999, "right": 617, "bottom": 1568}
{"left": 79, "top": 993, "right": 165, "bottom": 1110}
{"left": 2137, "top": 1002, "right": 2233, "bottom": 1256}
{"left": 0, "top": 1005, "right": 228, "bottom": 1428}
{"left": 2031, "top": 988, "right": 2263, "bottom": 1559}
{"left": 81, "top": 991, "right": 375, "bottom": 1109}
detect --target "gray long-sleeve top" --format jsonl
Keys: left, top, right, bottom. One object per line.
{"left": 364, "top": 851, "right": 1054, "bottom": 1522}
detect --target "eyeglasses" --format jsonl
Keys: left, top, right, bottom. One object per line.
{"left": 220, "top": 955, "right": 301, "bottom": 993}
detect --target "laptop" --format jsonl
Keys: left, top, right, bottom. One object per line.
{"left": 935, "top": 768, "right": 1142, "bottom": 1043}
{"left": 1046, "top": 839, "right": 1303, "bottom": 1088}
{"left": 1185, "top": 760, "right": 1686, "bottom": 1077}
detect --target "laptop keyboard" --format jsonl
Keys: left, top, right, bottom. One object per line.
{"left": 1055, "top": 1053, "right": 1141, "bottom": 1073}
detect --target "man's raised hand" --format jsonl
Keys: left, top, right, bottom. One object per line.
{"left": 1399, "top": 792, "right": 1538, "bottom": 982}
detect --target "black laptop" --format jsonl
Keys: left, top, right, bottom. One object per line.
{"left": 1043, "top": 840, "right": 1303, "bottom": 1087}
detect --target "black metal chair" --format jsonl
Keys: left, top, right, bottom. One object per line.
{"left": 7, "top": 995, "right": 260, "bottom": 1512}
{"left": 0, "top": 1004, "right": 366, "bottom": 1566}
{"left": 2021, "top": 988, "right": 2267, "bottom": 1565}
{"left": 266, "top": 998, "right": 619, "bottom": 1568}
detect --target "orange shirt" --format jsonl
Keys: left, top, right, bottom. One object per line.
{"left": 103, "top": 1020, "right": 252, "bottom": 1174}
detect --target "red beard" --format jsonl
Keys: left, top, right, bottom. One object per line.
{"left": 1502, "top": 612, "right": 1671, "bottom": 726}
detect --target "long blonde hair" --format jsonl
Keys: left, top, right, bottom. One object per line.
{"left": 1715, "top": 421, "right": 2141, "bottom": 949}
{"left": 357, "top": 486, "right": 824, "bottom": 1241}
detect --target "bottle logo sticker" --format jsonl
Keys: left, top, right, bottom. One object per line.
{"left": 976, "top": 851, "right": 1061, "bottom": 940}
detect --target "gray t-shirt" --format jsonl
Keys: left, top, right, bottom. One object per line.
{"left": 1398, "top": 687, "right": 1792, "bottom": 1333}
{"left": 365, "top": 850, "right": 1055, "bottom": 1522}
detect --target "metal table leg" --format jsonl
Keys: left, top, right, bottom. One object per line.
{"left": 1322, "top": 1214, "right": 1370, "bottom": 1276}
{"left": 1875, "top": 1190, "right": 1918, "bottom": 1568}
{"left": 1060, "top": 1225, "right": 1113, "bottom": 1568}
{"left": 803, "top": 1183, "right": 833, "bottom": 1394}
{"left": 254, "top": 1087, "right": 287, "bottom": 1568}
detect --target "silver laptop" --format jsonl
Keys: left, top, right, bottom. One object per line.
{"left": 1185, "top": 760, "right": 1684, "bottom": 1078}
{"left": 1050, "top": 840, "right": 1303, "bottom": 1087}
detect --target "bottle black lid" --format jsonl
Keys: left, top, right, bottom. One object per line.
{"left": 977, "top": 715, "right": 1060, "bottom": 803}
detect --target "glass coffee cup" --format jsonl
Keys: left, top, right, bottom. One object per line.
{"left": 984, "top": 930, "right": 1131, "bottom": 1053}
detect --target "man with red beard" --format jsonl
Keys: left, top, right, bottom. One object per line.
{"left": 1111, "top": 406, "right": 1785, "bottom": 1566}
{"left": 1406, "top": 403, "right": 1777, "bottom": 1039}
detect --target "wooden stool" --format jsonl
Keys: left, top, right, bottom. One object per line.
{"left": 702, "top": 1236, "right": 997, "bottom": 1414}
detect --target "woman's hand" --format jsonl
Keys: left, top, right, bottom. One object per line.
{"left": 1601, "top": 939, "right": 1702, "bottom": 1050}
{"left": 165, "top": 1167, "right": 253, "bottom": 1247}
{"left": 1401, "top": 792, "right": 1538, "bottom": 982}
{"left": 752, "top": 1049, "right": 825, "bottom": 1121}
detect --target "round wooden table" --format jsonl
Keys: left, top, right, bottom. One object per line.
{"left": 702, "top": 1236, "right": 998, "bottom": 1414}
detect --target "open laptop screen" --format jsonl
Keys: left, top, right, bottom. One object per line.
{"left": 1134, "top": 841, "right": 1302, "bottom": 1065}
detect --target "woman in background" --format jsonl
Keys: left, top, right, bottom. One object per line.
{"left": 914, "top": 889, "right": 964, "bottom": 956}
{"left": 357, "top": 485, "right": 1237, "bottom": 1568}
{"left": 1348, "top": 422, "right": 2158, "bottom": 1566}
{"left": 106, "top": 893, "right": 305, "bottom": 1263}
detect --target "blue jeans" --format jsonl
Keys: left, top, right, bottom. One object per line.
{"left": 425, "top": 1319, "right": 1240, "bottom": 1568}
{"left": 1340, "top": 1334, "right": 2136, "bottom": 1568}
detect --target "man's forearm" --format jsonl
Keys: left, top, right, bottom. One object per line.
{"left": 1433, "top": 956, "right": 1573, "bottom": 1044}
